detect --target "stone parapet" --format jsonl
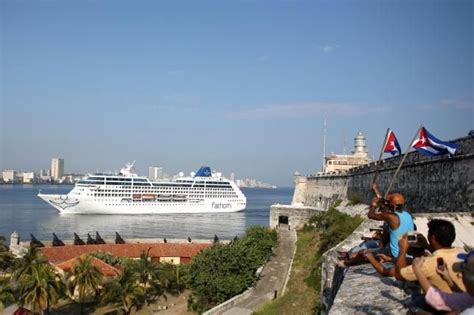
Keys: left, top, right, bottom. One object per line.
{"left": 321, "top": 210, "right": 474, "bottom": 314}
{"left": 269, "top": 204, "right": 322, "bottom": 229}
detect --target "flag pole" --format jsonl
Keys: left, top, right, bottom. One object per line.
{"left": 372, "top": 128, "right": 390, "bottom": 185}
{"left": 383, "top": 126, "right": 422, "bottom": 198}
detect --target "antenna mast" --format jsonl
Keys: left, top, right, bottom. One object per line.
{"left": 322, "top": 118, "right": 327, "bottom": 172}
{"left": 343, "top": 130, "right": 346, "bottom": 155}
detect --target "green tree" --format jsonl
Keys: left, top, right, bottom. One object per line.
{"left": 0, "top": 235, "right": 14, "bottom": 272}
{"left": 13, "top": 246, "right": 47, "bottom": 281}
{"left": 0, "top": 277, "right": 15, "bottom": 310}
{"left": 17, "top": 262, "right": 65, "bottom": 315}
{"left": 235, "top": 226, "right": 278, "bottom": 270}
{"left": 161, "top": 263, "right": 188, "bottom": 295}
{"left": 101, "top": 266, "right": 144, "bottom": 315}
{"left": 186, "top": 226, "right": 278, "bottom": 312}
{"left": 67, "top": 255, "right": 103, "bottom": 314}
{"left": 187, "top": 244, "right": 253, "bottom": 311}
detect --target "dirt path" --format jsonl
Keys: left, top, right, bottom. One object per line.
{"left": 222, "top": 227, "right": 297, "bottom": 315}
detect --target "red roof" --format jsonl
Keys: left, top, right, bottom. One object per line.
{"left": 55, "top": 256, "right": 121, "bottom": 278}
{"left": 40, "top": 243, "right": 210, "bottom": 264}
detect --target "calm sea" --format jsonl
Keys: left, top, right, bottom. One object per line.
{"left": 0, "top": 185, "right": 293, "bottom": 242}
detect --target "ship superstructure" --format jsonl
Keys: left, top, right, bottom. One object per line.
{"left": 38, "top": 163, "right": 246, "bottom": 214}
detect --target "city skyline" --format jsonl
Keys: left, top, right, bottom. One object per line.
{"left": 1, "top": 158, "right": 279, "bottom": 187}
{"left": 1, "top": 1, "right": 472, "bottom": 186}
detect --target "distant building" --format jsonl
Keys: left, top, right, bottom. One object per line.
{"left": 51, "top": 158, "right": 64, "bottom": 180}
{"left": 324, "top": 132, "right": 370, "bottom": 173}
{"left": 230, "top": 172, "right": 235, "bottom": 182}
{"left": 2, "top": 170, "right": 16, "bottom": 183}
{"left": 148, "top": 166, "right": 163, "bottom": 180}
{"left": 40, "top": 242, "right": 210, "bottom": 265}
{"left": 22, "top": 172, "right": 36, "bottom": 184}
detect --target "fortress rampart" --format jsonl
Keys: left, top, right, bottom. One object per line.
{"left": 294, "top": 133, "right": 474, "bottom": 213}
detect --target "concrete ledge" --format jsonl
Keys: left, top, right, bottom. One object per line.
{"left": 17, "top": 238, "right": 219, "bottom": 247}
{"left": 329, "top": 264, "right": 411, "bottom": 314}
{"left": 203, "top": 286, "right": 255, "bottom": 315}
{"left": 320, "top": 211, "right": 474, "bottom": 314}
{"left": 282, "top": 230, "right": 298, "bottom": 295}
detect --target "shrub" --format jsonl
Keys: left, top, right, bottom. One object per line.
{"left": 305, "top": 204, "right": 363, "bottom": 293}
{"left": 186, "top": 226, "right": 277, "bottom": 312}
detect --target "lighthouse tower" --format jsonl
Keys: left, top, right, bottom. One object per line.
{"left": 353, "top": 132, "right": 368, "bottom": 158}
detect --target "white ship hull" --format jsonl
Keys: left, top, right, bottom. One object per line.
{"left": 38, "top": 194, "right": 246, "bottom": 214}
{"left": 37, "top": 165, "right": 247, "bottom": 215}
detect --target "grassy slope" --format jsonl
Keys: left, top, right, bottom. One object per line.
{"left": 254, "top": 205, "right": 363, "bottom": 315}
{"left": 253, "top": 229, "right": 320, "bottom": 315}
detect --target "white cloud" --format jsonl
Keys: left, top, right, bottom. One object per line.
{"left": 321, "top": 44, "right": 339, "bottom": 54}
{"left": 153, "top": 104, "right": 176, "bottom": 111}
{"left": 162, "top": 94, "right": 199, "bottom": 104}
{"left": 439, "top": 99, "right": 472, "bottom": 110}
{"left": 416, "top": 99, "right": 473, "bottom": 111}
{"left": 167, "top": 70, "right": 183, "bottom": 76}
{"left": 227, "top": 102, "right": 389, "bottom": 120}
{"left": 259, "top": 55, "right": 269, "bottom": 61}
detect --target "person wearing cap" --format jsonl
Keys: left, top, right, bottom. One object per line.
{"left": 396, "top": 219, "right": 466, "bottom": 294}
{"left": 411, "top": 251, "right": 474, "bottom": 313}
{"left": 368, "top": 182, "right": 415, "bottom": 258}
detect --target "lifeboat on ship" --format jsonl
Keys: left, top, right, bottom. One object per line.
{"left": 172, "top": 194, "right": 187, "bottom": 201}
{"left": 157, "top": 194, "right": 171, "bottom": 201}
{"left": 142, "top": 194, "right": 157, "bottom": 201}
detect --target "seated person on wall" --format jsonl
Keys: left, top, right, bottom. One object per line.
{"left": 368, "top": 182, "right": 415, "bottom": 259}
{"left": 364, "top": 237, "right": 427, "bottom": 277}
{"left": 395, "top": 219, "right": 467, "bottom": 294}
{"left": 337, "top": 215, "right": 391, "bottom": 268}
{"left": 411, "top": 251, "right": 474, "bottom": 314}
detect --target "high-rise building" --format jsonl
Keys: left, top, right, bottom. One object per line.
{"left": 148, "top": 166, "right": 163, "bottom": 180}
{"left": 51, "top": 158, "right": 64, "bottom": 180}
{"left": 230, "top": 172, "right": 235, "bottom": 182}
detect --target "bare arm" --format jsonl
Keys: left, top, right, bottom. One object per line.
{"left": 412, "top": 257, "right": 431, "bottom": 293}
{"left": 436, "top": 265, "right": 463, "bottom": 293}
{"left": 371, "top": 182, "right": 382, "bottom": 198}
{"left": 367, "top": 197, "right": 384, "bottom": 221}
{"left": 365, "top": 251, "right": 395, "bottom": 277}
{"left": 395, "top": 234, "right": 410, "bottom": 280}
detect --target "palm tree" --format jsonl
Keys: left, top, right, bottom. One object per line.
{"left": 132, "top": 249, "right": 167, "bottom": 304}
{"left": 13, "top": 246, "right": 47, "bottom": 281}
{"left": 101, "top": 266, "right": 144, "bottom": 315}
{"left": 0, "top": 276, "right": 15, "bottom": 310}
{"left": 67, "top": 255, "right": 103, "bottom": 314}
{"left": 17, "top": 262, "right": 65, "bottom": 315}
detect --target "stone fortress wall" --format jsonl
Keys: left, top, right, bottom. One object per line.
{"left": 271, "top": 133, "right": 473, "bottom": 314}
{"left": 294, "top": 133, "right": 474, "bottom": 213}
{"left": 269, "top": 132, "right": 473, "bottom": 313}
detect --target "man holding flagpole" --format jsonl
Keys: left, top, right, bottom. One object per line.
{"left": 368, "top": 183, "right": 415, "bottom": 259}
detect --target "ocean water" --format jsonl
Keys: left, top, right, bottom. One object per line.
{"left": 0, "top": 185, "right": 293, "bottom": 242}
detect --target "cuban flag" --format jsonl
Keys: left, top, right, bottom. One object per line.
{"left": 383, "top": 129, "right": 402, "bottom": 155}
{"left": 411, "top": 127, "right": 459, "bottom": 157}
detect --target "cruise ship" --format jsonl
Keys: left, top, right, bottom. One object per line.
{"left": 38, "top": 163, "right": 247, "bottom": 214}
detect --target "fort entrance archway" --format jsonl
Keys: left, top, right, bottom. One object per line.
{"left": 278, "top": 215, "right": 289, "bottom": 225}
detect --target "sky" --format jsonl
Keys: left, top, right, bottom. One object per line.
{"left": 1, "top": 0, "right": 472, "bottom": 186}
